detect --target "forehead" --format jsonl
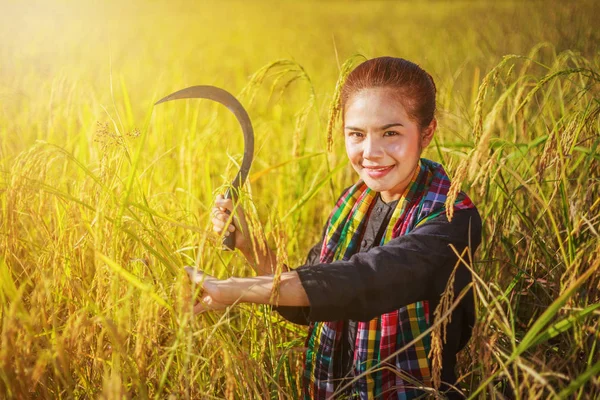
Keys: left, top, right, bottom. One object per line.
{"left": 344, "top": 88, "right": 411, "bottom": 125}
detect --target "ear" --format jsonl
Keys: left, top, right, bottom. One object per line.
{"left": 420, "top": 118, "right": 437, "bottom": 149}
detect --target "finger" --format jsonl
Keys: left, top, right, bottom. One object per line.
{"left": 184, "top": 266, "right": 205, "bottom": 284}
{"left": 216, "top": 197, "right": 233, "bottom": 210}
{"left": 212, "top": 208, "right": 230, "bottom": 220}
{"left": 194, "top": 300, "right": 207, "bottom": 314}
{"left": 212, "top": 216, "right": 225, "bottom": 230}
{"left": 215, "top": 214, "right": 238, "bottom": 231}
{"left": 212, "top": 224, "right": 225, "bottom": 234}
{"left": 214, "top": 226, "right": 230, "bottom": 236}
{"left": 215, "top": 194, "right": 230, "bottom": 212}
{"left": 223, "top": 201, "right": 247, "bottom": 228}
{"left": 193, "top": 295, "right": 219, "bottom": 314}
{"left": 184, "top": 266, "right": 198, "bottom": 279}
{"left": 215, "top": 213, "right": 236, "bottom": 226}
{"left": 212, "top": 224, "right": 234, "bottom": 235}
{"left": 213, "top": 228, "right": 232, "bottom": 237}
{"left": 211, "top": 206, "right": 230, "bottom": 220}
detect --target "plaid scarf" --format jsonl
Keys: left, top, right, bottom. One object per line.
{"left": 302, "top": 158, "right": 474, "bottom": 399}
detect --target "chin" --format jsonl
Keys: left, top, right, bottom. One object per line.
{"left": 361, "top": 178, "right": 388, "bottom": 192}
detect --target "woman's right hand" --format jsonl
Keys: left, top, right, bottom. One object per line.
{"left": 211, "top": 194, "right": 251, "bottom": 253}
{"left": 184, "top": 266, "right": 230, "bottom": 314}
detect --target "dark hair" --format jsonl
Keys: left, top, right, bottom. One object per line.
{"left": 340, "top": 57, "right": 437, "bottom": 130}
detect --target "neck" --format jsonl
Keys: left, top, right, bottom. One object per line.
{"left": 378, "top": 192, "right": 395, "bottom": 204}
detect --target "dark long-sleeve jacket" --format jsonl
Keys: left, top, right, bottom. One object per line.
{"left": 275, "top": 188, "right": 482, "bottom": 388}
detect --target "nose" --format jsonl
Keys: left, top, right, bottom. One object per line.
{"left": 363, "top": 135, "right": 384, "bottom": 160}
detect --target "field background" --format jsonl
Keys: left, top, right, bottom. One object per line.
{"left": 1, "top": 0, "right": 599, "bottom": 398}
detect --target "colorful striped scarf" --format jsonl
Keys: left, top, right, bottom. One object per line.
{"left": 303, "top": 158, "right": 474, "bottom": 399}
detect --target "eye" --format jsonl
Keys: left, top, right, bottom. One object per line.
{"left": 383, "top": 130, "right": 399, "bottom": 137}
{"left": 347, "top": 131, "right": 364, "bottom": 138}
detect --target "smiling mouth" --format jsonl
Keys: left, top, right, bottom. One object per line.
{"left": 363, "top": 165, "right": 394, "bottom": 171}
{"left": 362, "top": 165, "right": 395, "bottom": 178}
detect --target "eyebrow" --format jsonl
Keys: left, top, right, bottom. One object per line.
{"left": 344, "top": 123, "right": 404, "bottom": 131}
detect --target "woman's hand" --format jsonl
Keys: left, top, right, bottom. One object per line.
{"left": 212, "top": 194, "right": 284, "bottom": 277}
{"left": 184, "top": 266, "right": 229, "bottom": 314}
{"left": 185, "top": 266, "right": 310, "bottom": 310}
{"left": 211, "top": 194, "right": 251, "bottom": 254}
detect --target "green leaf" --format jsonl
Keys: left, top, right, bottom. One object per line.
{"left": 557, "top": 359, "right": 600, "bottom": 398}
{"left": 516, "top": 260, "right": 599, "bottom": 355}
{"left": 529, "top": 303, "right": 600, "bottom": 348}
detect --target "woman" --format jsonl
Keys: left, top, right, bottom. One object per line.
{"left": 188, "top": 57, "right": 482, "bottom": 399}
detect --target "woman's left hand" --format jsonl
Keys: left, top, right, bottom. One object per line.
{"left": 184, "top": 266, "right": 229, "bottom": 314}
{"left": 184, "top": 267, "right": 309, "bottom": 310}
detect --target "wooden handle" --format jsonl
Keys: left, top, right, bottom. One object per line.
{"left": 222, "top": 189, "right": 236, "bottom": 251}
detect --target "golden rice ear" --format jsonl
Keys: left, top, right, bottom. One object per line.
{"left": 326, "top": 54, "right": 366, "bottom": 153}
{"left": 429, "top": 247, "right": 467, "bottom": 390}
{"left": 240, "top": 59, "right": 317, "bottom": 158}
{"left": 445, "top": 159, "right": 468, "bottom": 222}
{"left": 472, "top": 55, "right": 522, "bottom": 143}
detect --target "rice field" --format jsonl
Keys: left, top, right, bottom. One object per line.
{"left": 0, "top": 0, "right": 599, "bottom": 398}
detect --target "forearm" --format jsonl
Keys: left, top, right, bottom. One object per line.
{"left": 207, "top": 271, "right": 309, "bottom": 307}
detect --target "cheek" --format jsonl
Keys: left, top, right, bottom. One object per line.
{"left": 345, "top": 141, "right": 361, "bottom": 162}
{"left": 388, "top": 137, "right": 419, "bottom": 157}
{"left": 386, "top": 141, "right": 406, "bottom": 156}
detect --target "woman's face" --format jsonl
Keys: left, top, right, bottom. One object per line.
{"left": 344, "top": 87, "right": 435, "bottom": 202}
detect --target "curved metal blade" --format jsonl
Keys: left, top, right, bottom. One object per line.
{"left": 155, "top": 85, "right": 254, "bottom": 251}
{"left": 155, "top": 85, "right": 254, "bottom": 194}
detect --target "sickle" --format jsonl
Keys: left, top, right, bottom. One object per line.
{"left": 155, "top": 85, "right": 254, "bottom": 251}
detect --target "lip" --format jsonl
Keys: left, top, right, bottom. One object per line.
{"left": 363, "top": 165, "right": 394, "bottom": 178}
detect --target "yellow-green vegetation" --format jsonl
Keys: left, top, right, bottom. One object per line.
{"left": 1, "top": 0, "right": 599, "bottom": 398}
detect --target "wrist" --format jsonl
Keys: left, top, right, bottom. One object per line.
{"left": 205, "top": 278, "right": 237, "bottom": 306}
{"left": 239, "top": 244, "right": 254, "bottom": 260}
{"left": 243, "top": 244, "right": 277, "bottom": 273}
